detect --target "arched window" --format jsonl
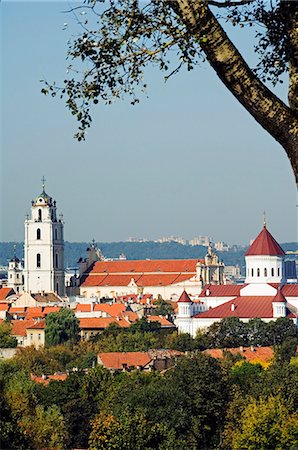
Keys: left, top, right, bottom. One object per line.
{"left": 278, "top": 268, "right": 280, "bottom": 276}
{"left": 38, "top": 209, "right": 42, "bottom": 221}
{"left": 251, "top": 268, "right": 254, "bottom": 277}
{"left": 271, "top": 268, "right": 274, "bottom": 277}
{"left": 257, "top": 268, "right": 260, "bottom": 277}
{"left": 36, "top": 253, "right": 41, "bottom": 268}
{"left": 55, "top": 253, "right": 59, "bottom": 269}
{"left": 264, "top": 268, "right": 267, "bottom": 277}
{"left": 37, "top": 228, "right": 41, "bottom": 240}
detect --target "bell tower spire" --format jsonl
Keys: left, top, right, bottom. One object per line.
{"left": 24, "top": 180, "right": 65, "bottom": 296}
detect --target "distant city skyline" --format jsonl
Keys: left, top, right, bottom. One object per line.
{"left": 1, "top": 1, "right": 297, "bottom": 246}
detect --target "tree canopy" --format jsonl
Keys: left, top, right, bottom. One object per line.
{"left": 43, "top": 0, "right": 298, "bottom": 183}
{"left": 45, "top": 309, "right": 80, "bottom": 346}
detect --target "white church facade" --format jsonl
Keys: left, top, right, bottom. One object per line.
{"left": 23, "top": 180, "right": 65, "bottom": 297}
{"left": 175, "top": 225, "right": 298, "bottom": 336}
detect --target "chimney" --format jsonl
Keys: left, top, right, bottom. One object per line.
{"left": 250, "top": 345, "right": 255, "bottom": 352}
{"left": 206, "top": 288, "right": 210, "bottom": 296}
{"left": 239, "top": 346, "right": 244, "bottom": 352}
{"left": 231, "top": 303, "right": 235, "bottom": 311}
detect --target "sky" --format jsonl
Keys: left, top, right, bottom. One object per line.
{"left": 1, "top": 0, "right": 297, "bottom": 246}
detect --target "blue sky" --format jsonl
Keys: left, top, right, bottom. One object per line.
{"left": 1, "top": 0, "right": 297, "bottom": 245}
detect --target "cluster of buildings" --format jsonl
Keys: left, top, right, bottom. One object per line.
{"left": 0, "top": 182, "right": 297, "bottom": 348}
{"left": 127, "top": 235, "right": 234, "bottom": 251}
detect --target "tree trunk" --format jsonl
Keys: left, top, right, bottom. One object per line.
{"left": 172, "top": 0, "right": 298, "bottom": 186}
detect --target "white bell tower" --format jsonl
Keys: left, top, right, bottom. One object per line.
{"left": 24, "top": 178, "right": 65, "bottom": 296}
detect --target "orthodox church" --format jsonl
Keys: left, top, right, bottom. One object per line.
{"left": 175, "top": 224, "right": 298, "bottom": 336}
{"left": 9, "top": 180, "right": 65, "bottom": 297}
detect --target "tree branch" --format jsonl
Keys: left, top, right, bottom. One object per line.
{"left": 207, "top": 0, "right": 254, "bottom": 8}
{"left": 171, "top": 0, "right": 298, "bottom": 183}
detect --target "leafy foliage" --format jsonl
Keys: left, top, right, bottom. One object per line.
{"left": 0, "top": 321, "right": 17, "bottom": 348}
{"left": 45, "top": 308, "right": 80, "bottom": 346}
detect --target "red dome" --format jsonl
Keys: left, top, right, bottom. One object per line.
{"left": 245, "top": 227, "right": 285, "bottom": 257}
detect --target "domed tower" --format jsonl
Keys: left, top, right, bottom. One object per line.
{"left": 245, "top": 224, "right": 286, "bottom": 285}
{"left": 7, "top": 246, "right": 24, "bottom": 294}
{"left": 24, "top": 178, "right": 65, "bottom": 296}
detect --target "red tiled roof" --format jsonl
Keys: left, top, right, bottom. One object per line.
{"left": 9, "top": 307, "right": 26, "bottom": 313}
{"left": 76, "top": 303, "right": 92, "bottom": 312}
{"left": 0, "top": 288, "right": 14, "bottom": 300}
{"left": 245, "top": 227, "right": 285, "bottom": 256}
{"left": 0, "top": 303, "right": 9, "bottom": 311}
{"left": 121, "top": 311, "right": 139, "bottom": 322}
{"left": 11, "top": 319, "right": 35, "bottom": 337}
{"left": 43, "top": 306, "right": 61, "bottom": 315}
{"left": 31, "top": 373, "right": 68, "bottom": 385}
{"left": 80, "top": 259, "right": 198, "bottom": 287}
{"left": 272, "top": 290, "right": 286, "bottom": 303}
{"left": 79, "top": 317, "right": 130, "bottom": 329}
{"left": 93, "top": 303, "right": 127, "bottom": 316}
{"left": 282, "top": 284, "right": 298, "bottom": 296}
{"left": 98, "top": 351, "right": 152, "bottom": 370}
{"left": 194, "top": 296, "right": 279, "bottom": 319}
{"left": 147, "top": 315, "right": 175, "bottom": 327}
{"left": 199, "top": 284, "right": 244, "bottom": 297}
{"left": 204, "top": 346, "right": 274, "bottom": 363}
{"left": 26, "top": 320, "right": 45, "bottom": 329}
{"left": 177, "top": 291, "right": 192, "bottom": 303}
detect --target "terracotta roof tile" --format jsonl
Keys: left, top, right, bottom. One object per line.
{"left": 282, "top": 284, "right": 298, "bottom": 296}
{"left": 194, "top": 296, "right": 278, "bottom": 319}
{"left": 75, "top": 303, "right": 92, "bottom": 312}
{"left": 177, "top": 291, "right": 192, "bottom": 303}
{"left": 245, "top": 227, "right": 285, "bottom": 256}
{"left": 0, "top": 288, "right": 14, "bottom": 300}
{"left": 11, "top": 319, "right": 35, "bottom": 337}
{"left": 0, "top": 303, "right": 9, "bottom": 311}
{"left": 93, "top": 303, "right": 127, "bottom": 316}
{"left": 31, "top": 373, "right": 68, "bottom": 385}
{"left": 147, "top": 315, "right": 175, "bottom": 327}
{"left": 199, "top": 284, "right": 244, "bottom": 297}
{"left": 81, "top": 259, "right": 198, "bottom": 287}
{"left": 98, "top": 351, "right": 152, "bottom": 370}
{"left": 79, "top": 317, "right": 130, "bottom": 329}
{"left": 26, "top": 320, "right": 46, "bottom": 329}
{"left": 204, "top": 346, "right": 274, "bottom": 363}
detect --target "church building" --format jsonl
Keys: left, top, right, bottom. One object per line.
{"left": 23, "top": 180, "right": 65, "bottom": 296}
{"left": 175, "top": 224, "right": 298, "bottom": 336}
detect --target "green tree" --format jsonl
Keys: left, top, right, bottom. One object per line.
{"left": 166, "top": 354, "right": 228, "bottom": 448}
{"left": 206, "top": 316, "right": 248, "bottom": 348}
{"left": 44, "top": 0, "right": 298, "bottom": 183}
{"left": 230, "top": 396, "right": 298, "bottom": 449}
{"left": 269, "top": 317, "right": 298, "bottom": 346}
{"left": 246, "top": 318, "right": 271, "bottom": 347}
{"left": 0, "top": 321, "right": 17, "bottom": 348}
{"left": 165, "top": 331, "right": 196, "bottom": 351}
{"left": 45, "top": 309, "right": 80, "bottom": 346}
{"left": 154, "top": 298, "right": 175, "bottom": 318}
{"left": 20, "top": 405, "right": 68, "bottom": 450}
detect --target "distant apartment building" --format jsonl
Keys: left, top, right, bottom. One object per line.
{"left": 214, "top": 241, "right": 230, "bottom": 252}
{"left": 189, "top": 236, "right": 211, "bottom": 247}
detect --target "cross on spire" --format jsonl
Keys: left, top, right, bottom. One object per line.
{"left": 263, "top": 211, "right": 267, "bottom": 228}
{"left": 41, "top": 176, "right": 46, "bottom": 192}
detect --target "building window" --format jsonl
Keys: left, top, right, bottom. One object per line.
{"left": 55, "top": 229, "right": 58, "bottom": 240}
{"left": 56, "top": 282, "right": 59, "bottom": 293}
{"left": 10, "top": 274, "right": 12, "bottom": 279}
{"left": 17, "top": 273, "right": 19, "bottom": 279}
{"left": 38, "top": 334, "right": 41, "bottom": 340}
{"left": 251, "top": 268, "right": 254, "bottom": 277}
{"left": 36, "top": 253, "right": 41, "bottom": 268}
{"left": 271, "top": 268, "right": 274, "bottom": 277}
{"left": 55, "top": 253, "right": 59, "bottom": 269}
{"left": 278, "top": 268, "right": 280, "bottom": 276}
{"left": 257, "top": 268, "right": 260, "bottom": 277}
{"left": 37, "top": 228, "right": 41, "bottom": 240}
{"left": 264, "top": 268, "right": 267, "bottom": 277}
{"left": 38, "top": 209, "right": 42, "bottom": 221}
